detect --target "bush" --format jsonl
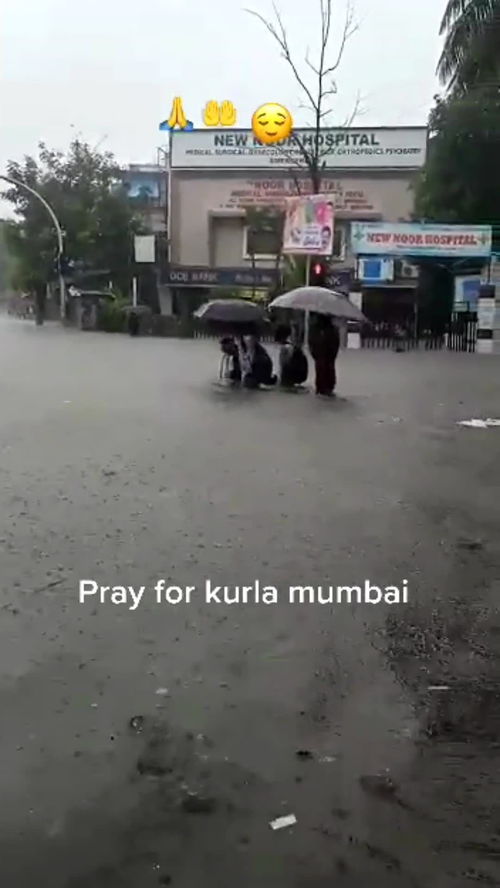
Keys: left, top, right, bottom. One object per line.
{"left": 98, "top": 300, "right": 126, "bottom": 333}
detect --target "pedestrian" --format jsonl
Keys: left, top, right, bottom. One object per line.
{"left": 220, "top": 336, "right": 241, "bottom": 385}
{"left": 239, "top": 334, "right": 277, "bottom": 388}
{"left": 308, "top": 314, "right": 340, "bottom": 397}
{"left": 275, "top": 323, "right": 308, "bottom": 389}
{"left": 128, "top": 310, "right": 140, "bottom": 336}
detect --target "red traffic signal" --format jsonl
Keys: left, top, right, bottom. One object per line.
{"left": 310, "top": 260, "right": 328, "bottom": 286}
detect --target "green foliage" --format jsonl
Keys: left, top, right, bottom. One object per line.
{"left": 98, "top": 299, "right": 126, "bottom": 333}
{"left": 414, "top": 86, "right": 500, "bottom": 243}
{"left": 245, "top": 206, "right": 284, "bottom": 257}
{"left": 437, "top": 0, "right": 500, "bottom": 92}
{"left": 0, "top": 220, "right": 17, "bottom": 294}
{"left": 281, "top": 255, "right": 307, "bottom": 291}
{"left": 1, "top": 139, "right": 145, "bottom": 294}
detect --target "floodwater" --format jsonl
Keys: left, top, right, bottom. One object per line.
{"left": 0, "top": 317, "right": 499, "bottom": 886}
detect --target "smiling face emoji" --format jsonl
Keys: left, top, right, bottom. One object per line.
{"left": 252, "top": 103, "right": 293, "bottom": 144}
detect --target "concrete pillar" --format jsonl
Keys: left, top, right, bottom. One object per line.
{"left": 347, "top": 289, "right": 362, "bottom": 349}
{"left": 477, "top": 283, "right": 496, "bottom": 354}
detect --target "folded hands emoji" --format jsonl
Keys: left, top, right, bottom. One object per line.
{"left": 159, "top": 96, "right": 193, "bottom": 131}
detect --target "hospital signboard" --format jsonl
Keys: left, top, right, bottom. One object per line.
{"left": 170, "top": 127, "right": 427, "bottom": 170}
{"left": 351, "top": 222, "right": 492, "bottom": 258}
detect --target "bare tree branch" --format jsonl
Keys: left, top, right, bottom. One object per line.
{"left": 245, "top": 7, "right": 318, "bottom": 112}
{"left": 318, "top": 92, "right": 366, "bottom": 158}
{"left": 305, "top": 50, "right": 320, "bottom": 77}
{"left": 246, "top": 0, "right": 359, "bottom": 193}
{"left": 288, "top": 168, "right": 303, "bottom": 195}
{"left": 323, "top": 1, "right": 358, "bottom": 76}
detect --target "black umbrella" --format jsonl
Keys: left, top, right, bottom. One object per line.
{"left": 194, "top": 299, "right": 265, "bottom": 325}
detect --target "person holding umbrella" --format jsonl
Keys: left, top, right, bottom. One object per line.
{"left": 268, "top": 285, "right": 367, "bottom": 397}
{"left": 308, "top": 314, "right": 340, "bottom": 397}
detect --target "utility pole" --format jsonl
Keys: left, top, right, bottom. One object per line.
{"left": 0, "top": 174, "right": 66, "bottom": 320}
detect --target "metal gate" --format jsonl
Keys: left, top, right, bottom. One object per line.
{"left": 361, "top": 323, "right": 444, "bottom": 350}
{"left": 447, "top": 311, "right": 477, "bottom": 353}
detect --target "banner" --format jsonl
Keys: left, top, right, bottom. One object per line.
{"left": 282, "top": 195, "right": 335, "bottom": 256}
{"left": 170, "top": 127, "right": 427, "bottom": 170}
{"left": 351, "top": 222, "right": 492, "bottom": 258}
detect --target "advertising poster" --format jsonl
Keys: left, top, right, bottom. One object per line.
{"left": 282, "top": 195, "right": 335, "bottom": 256}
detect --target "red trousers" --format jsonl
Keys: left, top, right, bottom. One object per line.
{"left": 314, "top": 358, "right": 336, "bottom": 395}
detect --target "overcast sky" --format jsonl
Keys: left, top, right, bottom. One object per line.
{"left": 1, "top": 0, "right": 444, "bottom": 191}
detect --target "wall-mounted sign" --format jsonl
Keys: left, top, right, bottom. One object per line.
{"left": 221, "top": 178, "right": 379, "bottom": 215}
{"left": 351, "top": 222, "right": 492, "bottom": 258}
{"left": 134, "top": 235, "right": 156, "bottom": 264}
{"left": 282, "top": 195, "right": 334, "bottom": 256}
{"left": 170, "top": 127, "right": 427, "bottom": 169}
{"left": 165, "top": 265, "right": 280, "bottom": 288}
{"left": 203, "top": 100, "right": 237, "bottom": 127}
{"left": 159, "top": 97, "right": 193, "bottom": 131}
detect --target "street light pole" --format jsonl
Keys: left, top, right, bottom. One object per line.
{"left": 0, "top": 174, "right": 66, "bottom": 320}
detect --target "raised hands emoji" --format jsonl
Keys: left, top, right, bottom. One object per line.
{"left": 219, "top": 100, "right": 237, "bottom": 126}
{"left": 203, "top": 100, "right": 220, "bottom": 127}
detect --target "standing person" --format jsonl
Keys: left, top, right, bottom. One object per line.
{"left": 128, "top": 310, "right": 140, "bottom": 336}
{"left": 308, "top": 314, "right": 340, "bottom": 397}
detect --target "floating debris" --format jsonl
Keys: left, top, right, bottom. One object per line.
{"left": 270, "top": 814, "right": 297, "bottom": 831}
{"left": 155, "top": 687, "right": 169, "bottom": 696}
{"left": 457, "top": 418, "right": 500, "bottom": 429}
{"left": 129, "top": 715, "right": 145, "bottom": 734}
{"left": 428, "top": 685, "right": 450, "bottom": 692}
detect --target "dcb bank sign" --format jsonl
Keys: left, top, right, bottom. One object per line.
{"left": 170, "top": 127, "right": 427, "bottom": 170}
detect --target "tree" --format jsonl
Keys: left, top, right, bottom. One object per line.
{"left": 0, "top": 221, "right": 16, "bottom": 297}
{"left": 246, "top": 0, "right": 359, "bottom": 193}
{"left": 1, "top": 139, "right": 145, "bottom": 297}
{"left": 245, "top": 206, "right": 284, "bottom": 298}
{"left": 415, "top": 85, "right": 500, "bottom": 245}
{"left": 437, "top": 0, "right": 500, "bottom": 92}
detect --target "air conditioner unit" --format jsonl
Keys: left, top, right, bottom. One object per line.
{"left": 400, "top": 260, "right": 419, "bottom": 279}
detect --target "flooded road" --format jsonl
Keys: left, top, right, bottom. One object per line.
{"left": 1, "top": 317, "right": 499, "bottom": 886}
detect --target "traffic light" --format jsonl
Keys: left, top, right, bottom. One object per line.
{"left": 310, "top": 259, "right": 328, "bottom": 287}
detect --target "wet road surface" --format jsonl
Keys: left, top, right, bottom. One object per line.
{"left": 1, "top": 317, "right": 499, "bottom": 887}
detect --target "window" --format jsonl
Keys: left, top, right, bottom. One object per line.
{"left": 243, "top": 218, "right": 347, "bottom": 260}
{"left": 243, "top": 209, "right": 283, "bottom": 260}
{"left": 243, "top": 224, "right": 282, "bottom": 259}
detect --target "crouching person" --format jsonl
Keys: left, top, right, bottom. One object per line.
{"left": 275, "top": 324, "right": 308, "bottom": 389}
